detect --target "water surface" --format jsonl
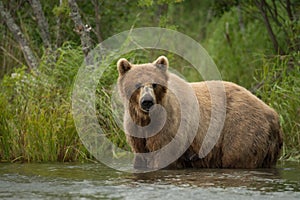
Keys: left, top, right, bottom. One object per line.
{"left": 0, "top": 162, "right": 299, "bottom": 199}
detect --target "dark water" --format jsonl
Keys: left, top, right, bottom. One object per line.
{"left": 0, "top": 162, "right": 299, "bottom": 200}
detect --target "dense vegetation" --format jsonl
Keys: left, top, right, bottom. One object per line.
{"left": 0, "top": 0, "right": 299, "bottom": 162}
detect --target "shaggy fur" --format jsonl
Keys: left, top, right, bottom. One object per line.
{"left": 117, "top": 56, "right": 283, "bottom": 169}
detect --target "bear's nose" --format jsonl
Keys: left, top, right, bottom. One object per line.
{"left": 140, "top": 95, "right": 154, "bottom": 112}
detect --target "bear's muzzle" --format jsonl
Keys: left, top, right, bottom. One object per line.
{"left": 140, "top": 94, "right": 155, "bottom": 112}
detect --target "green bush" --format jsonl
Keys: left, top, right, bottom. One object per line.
{"left": 203, "top": 8, "right": 273, "bottom": 88}
{"left": 255, "top": 53, "right": 300, "bottom": 160}
{"left": 0, "top": 43, "right": 91, "bottom": 162}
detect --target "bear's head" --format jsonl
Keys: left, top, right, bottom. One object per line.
{"left": 117, "top": 56, "right": 169, "bottom": 114}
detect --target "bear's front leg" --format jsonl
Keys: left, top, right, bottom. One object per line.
{"left": 133, "top": 154, "right": 148, "bottom": 170}
{"left": 126, "top": 136, "right": 149, "bottom": 170}
{"left": 146, "top": 133, "right": 176, "bottom": 169}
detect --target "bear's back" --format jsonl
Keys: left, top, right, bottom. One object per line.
{"left": 189, "top": 81, "right": 283, "bottom": 168}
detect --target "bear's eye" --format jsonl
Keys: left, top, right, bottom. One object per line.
{"left": 152, "top": 83, "right": 157, "bottom": 89}
{"left": 135, "top": 83, "right": 142, "bottom": 89}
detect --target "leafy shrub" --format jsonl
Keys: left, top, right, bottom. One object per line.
{"left": 0, "top": 43, "right": 90, "bottom": 162}
{"left": 255, "top": 53, "right": 300, "bottom": 160}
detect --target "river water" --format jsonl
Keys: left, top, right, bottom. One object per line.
{"left": 0, "top": 162, "right": 299, "bottom": 200}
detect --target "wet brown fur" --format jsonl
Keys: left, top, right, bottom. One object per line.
{"left": 117, "top": 57, "right": 283, "bottom": 169}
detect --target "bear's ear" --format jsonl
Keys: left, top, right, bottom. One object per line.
{"left": 153, "top": 56, "right": 169, "bottom": 72}
{"left": 117, "top": 58, "right": 132, "bottom": 75}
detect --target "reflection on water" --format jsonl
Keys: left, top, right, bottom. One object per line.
{"left": 0, "top": 162, "right": 299, "bottom": 199}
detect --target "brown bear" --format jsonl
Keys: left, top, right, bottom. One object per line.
{"left": 117, "top": 56, "right": 283, "bottom": 170}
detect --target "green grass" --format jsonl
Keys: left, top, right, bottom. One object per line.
{"left": 203, "top": 7, "right": 274, "bottom": 88}
{"left": 254, "top": 53, "right": 300, "bottom": 161}
{"left": 0, "top": 43, "right": 91, "bottom": 162}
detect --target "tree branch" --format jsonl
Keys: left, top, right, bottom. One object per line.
{"left": 285, "top": 0, "right": 294, "bottom": 21}
{"left": 68, "top": 0, "right": 93, "bottom": 63}
{"left": 55, "top": 0, "right": 63, "bottom": 48}
{"left": 92, "top": 0, "right": 103, "bottom": 43}
{"left": 266, "top": 0, "right": 282, "bottom": 27}
{"left": 29, "top": 0, "right": 52, "bottom": 51}
{"left": 255, "top": 0, "right": 285, "bottom": 55}
{"left": 0, "top": 46, "right": 24, "bottom": 66}
{"left": 271, "top": 0, "right": 278, "bottom": 20}
{"left": 265, "top": 1, "right": 292, "bottom": 48}
{"left": 0, "top": 1, "right": 38, "bottom": 70}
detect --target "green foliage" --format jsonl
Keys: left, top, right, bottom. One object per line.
{"left": 255, "top": 53, "right": 300, "bottom": 160}
{"left": 52, "top": 0, "right": 70, "bottom": 17}
{"left": 0, "top": 44, "right": 91, "bottom": 162}
{"left": 203, "top": 7, "right": 273, "bottom": 87}
{"left": 169, "top": 1, "right": 212, "bottom": 41}
{"left": 211, "top": 0, "right": 238, "bottom": 17}
{"left": 139, "top": 0, "right": 183, "bottom": 7}
{"left": 138, "top": 0, "right": 154, "bottom": 7}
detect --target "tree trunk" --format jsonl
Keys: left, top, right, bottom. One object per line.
{"left": 29, "top": 0, "right": 52, "bottom": 51}
{"left": 68, "top": 0, "right": 93, "bottom": 63}
{"left": 92, "top": 0, "right": 103, "bottom": 43}
{"left": 0, "top": 1, "right": 38, "bottom": 70}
